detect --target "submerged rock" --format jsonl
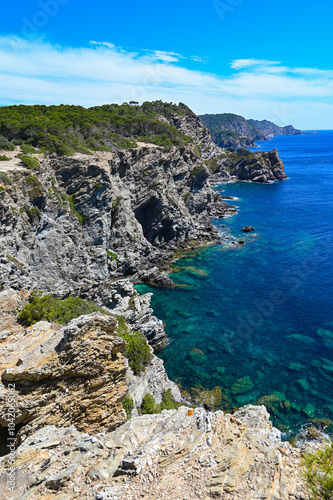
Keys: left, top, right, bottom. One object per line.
{"left": 188, "top": 347, "right": 207, "bottom": 365}
{"left": 193, "top": 385, "right": 223, "bottom": 409}
{"left": 231, "top": 375, "right": 254, "bottom": 395}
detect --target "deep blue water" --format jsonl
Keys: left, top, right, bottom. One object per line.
{"left": 137, "top": 132, "right": 333, "bottom": 435}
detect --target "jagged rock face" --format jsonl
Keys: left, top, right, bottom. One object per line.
{"left": 212, "top": 148, "right": 287, "bottom": 184}
{"left": 0, "top": 145, "right": 228, "bottom": 291}
{"left": 0, "top": 295, "right": 128, "bottom": 441}
{"left": 214, "top": 132, "right": 256, "bottom": 149}
{"left": 76, "top": 279, "right": 168, "bottom": 351}
{"left": 0, "top": 405, "right": 308, "bottom": 499}
{"left": 0, "top": 288, "right": 180, "bottom": 444}
{"left": 166, "top": 113, "right": 214, "bottom": 146}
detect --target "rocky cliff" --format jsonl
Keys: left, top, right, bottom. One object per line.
{"left": 0, "top": 103, "right": 301, "bottom": 499}
{"left": 0, "top": 128, "right": 284, "bottom": 292}
{"left": 0, "top": 289, "right": 180, "bottom": 445}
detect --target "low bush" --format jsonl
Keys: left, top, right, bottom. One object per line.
{"left": 17, "top": 154, "right": 40, "bottom": 170}
{"left": 302, "top": 443, "right": 333, "bottom": 500}
{"left": 68, "top": 194, "right": 86, "bottom": 223}
{"left": 141, "top": 393, "right": 157, "bottom": 414}
{"left": 20, "top": 144, "right": 38, "bottom": 154}
{"left": 0, "top": 172, "right": 13, "bottom": 184}
{"left": 140, "top": 390, "right": 181, "bottom": 414}
{"left": 123, "top": 396, "right": 135, "bottom": 418}
{"left": 0, "top": 135, "right": 15, "bottom": 151}
{"left": 116, "top": 316, "right": 151, "bottom": 375}
{"left": 0, "top": 155, "right": 10, "bottom": 161}
{"left": 18, "top": 292, "right": 109, "bottom": 325}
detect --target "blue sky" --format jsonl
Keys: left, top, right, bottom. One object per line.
{"left": 1, "top": 0, "right": 333, "bottom": 128}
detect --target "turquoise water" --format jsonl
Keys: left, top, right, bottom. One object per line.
{"left": 137, "top": 132, "right": 333, "bottom": 435}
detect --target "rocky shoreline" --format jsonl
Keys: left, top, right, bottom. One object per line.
{"left": 0, "top": 108, "right": 321, "bottom": 498}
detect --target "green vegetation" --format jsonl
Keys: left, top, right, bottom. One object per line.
{"left": 0, "top": 172, "right": 13, "bottom": 184}
{"left": 26, "top": 175, "right": 43, "bottom": 200}
{"left": 128, "top": 295, "right": 135, "bottom": 310}
{"left": 116, "top": 316, "right": 151, "bottom": 375}
{"left": 122, "top": 395, "right": 135, "bottom": 418}
{"left": 204, "top": 156, "right": 222, "bottom": 173}
{"left": 107, "top": 250, "right": 118, "bottom": 262}
{"left": 302, "top": 443, "right": 333, "bottom": 500}
{"left": 0, "top": 155, "right": 10, "bottom": 161}
{"left": 200, "top": 113, "right": 264, "bottom": 140}
{"left": 25, "top": 207, "right": 41, "bottom": 220}
{"left": 20, "top": 143, "right": 38, "bottom": 154}
{"left": 0, "top": 134, "right": 15, "bottom": 151}
{"left": 7, "top": 255, "right": 24, "bottom": 270}
{"left": 18, "top": 292, "right": 109, "bottom": 325}
{"left": 141, "top": 390, "right": 181, "bottom": 414}
{"left": 68, "top": 194, "right": 86, "bottom": 223}
{"left": 141, "top": 393, "right": 157, "bottom": 414}
{"left": 0, "top": 186, "right": 5, "bottom": 192}
{"left": 17, "top": 154, "right": 40, "bottom": 170}
{"left": 0, "top": 101, "right": 194, "bottom": 156}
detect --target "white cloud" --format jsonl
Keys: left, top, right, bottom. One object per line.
{"left": 0, "top": 36, "right": 332, "bottom": 128}
{"left": 90, "top": 41, "right": 115, "bottom": 49}
{"left": 231, "top": 59, "right": 281, "bottom": 70}
{"left": 150, "top": 50, "right": 184, "bottom": 63}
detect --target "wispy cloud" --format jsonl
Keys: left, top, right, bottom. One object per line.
{"left": 231, "top": 59, "right": 281, "bottom": 70}
{"left": 0, "top": 36, "right": 332, "bottom": 128}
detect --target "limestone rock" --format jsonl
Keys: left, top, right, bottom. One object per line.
{"left": 0, "top": 405, "right": 308, "bottom": 499}
{"left": 0, "top": 297, "right": 128, "bottom": 441}
{"left": 76, "top": 279, "right": 167, "bottom": 351}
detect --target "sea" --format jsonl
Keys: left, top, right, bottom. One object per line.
{"left": 137, "top": 131, "right": 333, "bottom": 436}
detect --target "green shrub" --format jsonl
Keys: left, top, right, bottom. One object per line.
{"left": 107, "top": 250, "right": 118, "bottom": 262}
{"left": 0, "top": 172, "right": 13, "bottom": 184}
{"left": 18, "top": 292, "right": 109, "bottom": 326}
{"left": 25, "top": 207, "right": 41, "bottom": 220}
{"left": 0, "top": 155, "right": 10, "bottom": 161}
{"left": 20, "top": 144, "right": 38, "bottom": 154}
{"left": 116, "top": 316, "right": 151, "bottom": 375}
{"left": 141, "top": 390, "right": 180, "bottom": 415}
{"left": 0, "top": 135, "right": 15, "bottom": 151}
{"left": 302, "top": 443, "right": 333, "bottom": 500}
{"left": 17, "top": 154, "right": 40, "bottom": 169}
{"left": 123, "top": 396, "right": 135, "bottom": 418}
{"left": 141, "top": 393, "right": 156, "bottom": 414}
{"left": 26, "top": 175, "right": 43, "bottom": 200}
{"left": 159, "top": 389, "right": 181, "bottom": 411}
{"left": 0, "top": 102, "right": 193, "bottom": 155}
{"left": 68, "top": 194, "right": 86, "bottom": 223}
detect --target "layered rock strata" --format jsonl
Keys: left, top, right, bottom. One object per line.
{"left": 0, "top": 405, "right": 308, "bottom": 499}
{"left": 0, "top": 289, "right": 180, "bottom": 445}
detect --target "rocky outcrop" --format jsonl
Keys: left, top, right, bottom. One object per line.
{"left": 214, "top": 132, "right": 256, "bottom": 149}
{"left": 0, "top": 405, "right": 308, "bottom": 499}
{"left": 0, "top": 145, "right": 230, "bottom": 292}
{"left": 211, "top": 148, "right": 287, "bottom": 184}
{"left": 127, "top": 353, "right": 181, "bottom": 408}
{"left": 0, "top": 305, "right": 128, "bottom": 442}
{"left": 75, "top": 279, "right": 168, "bottom": 351}
{"left": 0, "top": 289, "right": 180, "bottom": 444}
